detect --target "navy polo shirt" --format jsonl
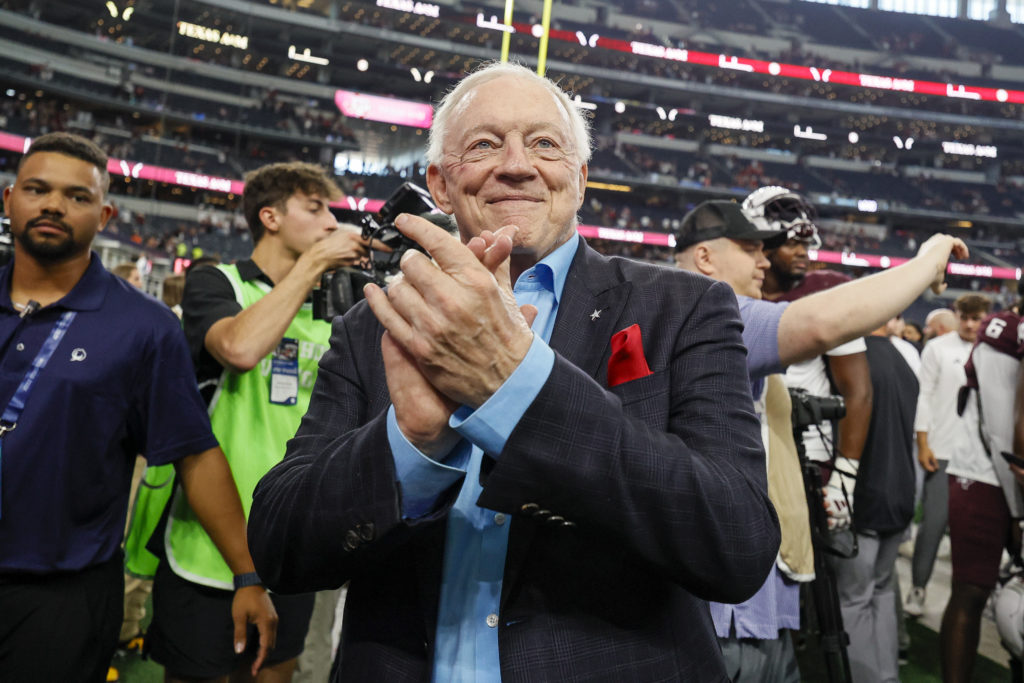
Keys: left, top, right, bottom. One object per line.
{"left": 0, "top": 254, "right": 218, "bottom": 574}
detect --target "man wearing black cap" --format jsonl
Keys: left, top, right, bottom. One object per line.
{"left": 675, "top": 199, "right": 969, "bottom": 682}
{"left": 674, "top": 200, "right": 967, "bottom": 375}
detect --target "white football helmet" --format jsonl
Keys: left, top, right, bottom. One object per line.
{"left": 995, "top": 574, "right": 1024, "bottom": 658}
{"left": 741, "top": 186, "right": 821, "bottom": 249}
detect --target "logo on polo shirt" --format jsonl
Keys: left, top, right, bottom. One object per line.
{"left": 70, "top": 348, "right": 87, "bottom": 362}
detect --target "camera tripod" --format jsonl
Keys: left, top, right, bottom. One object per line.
{"left": 794, "top": 422, "right": 855, "bottom": 683}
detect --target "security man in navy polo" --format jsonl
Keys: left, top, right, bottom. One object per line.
{"left": 0, "top": 132, "right": 277, "bottom": 682}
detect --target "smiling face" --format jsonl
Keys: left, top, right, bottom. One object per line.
{"left": 426, "top": 74, "right": 588, "bottom": 268}
{"left": 3, "top": 151, "right": 113, "bottom": 264}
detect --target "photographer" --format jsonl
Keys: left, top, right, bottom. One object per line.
{"left": 145, "top": 162, "right": 368, "bottom": 683}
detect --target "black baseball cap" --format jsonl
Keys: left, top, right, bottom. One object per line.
{"left": 674, "top": 200, "right": 787, "bottom": 253}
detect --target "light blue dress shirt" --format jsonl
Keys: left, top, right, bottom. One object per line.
{"left": 387, "top": 234, "right": 579, "bottom": 682}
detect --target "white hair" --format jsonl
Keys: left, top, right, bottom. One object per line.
{"left": 426, "top": 61, "right": 592, "bottom": 167}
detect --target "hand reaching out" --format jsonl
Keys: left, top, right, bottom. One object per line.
{"left": 916, "top": 234, "right": 969, "bottom": 295}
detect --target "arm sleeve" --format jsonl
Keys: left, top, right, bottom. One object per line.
{"left": 249, "top": 307, "right": 447, "bottom": 592}
{"left": 914, "top": 342, "right": 940, "bottom": 432}
{"left": 136, "top": 312, "right": 220, "bottom": 466}
{"left": 388, "top": 335, "right": 554, "bottom": 518}
{"left": 181, "top": 266, "right": 242, "bottom": 363}
{"left": 826, "top": 337, "right": 867, "bottom": 357}
{"left": 737, "top": 295, "right": 788, "bottom": 381}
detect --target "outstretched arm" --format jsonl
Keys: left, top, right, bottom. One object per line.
{"left": 776, "top": 234, "right": 967, "bottom": 366}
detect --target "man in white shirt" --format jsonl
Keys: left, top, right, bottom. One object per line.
{"left": 910, "top": 294, "right": 998, "bottom": 683}
{"left": 922, "top": 307, "right": 957, "bottom": 343}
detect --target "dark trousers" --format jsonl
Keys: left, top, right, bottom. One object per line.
{"left": 0, "top": 553, "right": 123, "bottom": 683}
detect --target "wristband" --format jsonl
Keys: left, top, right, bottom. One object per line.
{"left": 233, "top": 572, "right": 262, "bottom": 590}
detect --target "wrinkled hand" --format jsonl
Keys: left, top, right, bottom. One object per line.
{"left": 366, "top": 219, "right": 537, "bottom": 447}
{"left": 916, "top": 234, "right": 969, "bottom": 295}
{"left": 918, "top": 442, "right": 939, "bottom": 473}
{"left": 379, "top": 226, "right": 517, "bottom": 452}
{"left": 466, "top": 226, "right": 539, "bottom": 328}
{"left": 231, "top": 585, "right": 278, "bottom": 676}
{"left": 381, "top": 330, "right": 459, "bottom": 454}
{"left": 364, "top": 215, "right": 534, "bottom": 407}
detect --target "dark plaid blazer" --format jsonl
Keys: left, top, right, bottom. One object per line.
{"left": 249, "top": 239, "right": 779, "bottom": 682}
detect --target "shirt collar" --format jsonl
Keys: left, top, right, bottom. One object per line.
{"left": 0, "top": 252, "right": 109, "bottom": 313}
{"left": 514, "top": 232, "right": 579, "bottom": 303}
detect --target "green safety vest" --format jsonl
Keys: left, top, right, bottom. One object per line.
{"left": 164, "top": 264, "right": 331, "bottom": 590}
{"left": 123, "top": 463, "right": 176, "bottom": 578}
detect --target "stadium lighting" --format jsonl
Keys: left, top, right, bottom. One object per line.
{"left": 614, "top": 101, "right": 626, "bottom": 114}
{"left": 356, "top": 59, "right": 369, "bottom": 72}
{"left": 848, "top": 131, "right": 859, "bottom": 144}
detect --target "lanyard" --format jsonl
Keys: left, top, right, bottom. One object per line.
{"left": 0, "top": 310, "right": 76, "bottom": 519}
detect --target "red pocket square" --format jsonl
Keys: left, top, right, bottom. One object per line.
{"left": 608, "top": 324, "right": 653, "bottom": 388}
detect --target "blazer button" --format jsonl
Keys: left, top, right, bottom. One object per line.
{"left": 344, "top": 529, "right": 361, "bottom": 550}
{"left": 561, "top": 520, "right": 577, "bottom": 529}
{"left": 358, "top": 523, "right": 375, "bottom": 541}
{"left": 533, "top": 509, "right": 551, "bottom": 519}
{"left": 520, "top": 503, "right": 539, "bottom": 514}
{"left": 546, "top": 515, "right": 565, "bottom": 524}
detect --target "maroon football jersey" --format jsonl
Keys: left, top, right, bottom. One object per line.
{"left": 961, "top": 310, "right": 1023, "bottom": 404}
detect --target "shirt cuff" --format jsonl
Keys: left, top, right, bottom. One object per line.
{"left": 449, "top": 334, "right": 555, "bottom": 456}
{"left": 387, "top": 406, "right": 469, "bottom": 519}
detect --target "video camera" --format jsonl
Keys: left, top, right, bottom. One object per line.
{"left": 789, "top": 387, "right": 845, "bottom": 432}
{"left": 312, "top": 182, "right": 452, "bottom": 321}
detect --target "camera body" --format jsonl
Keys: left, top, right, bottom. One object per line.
{"left": 788, "top": 387, "right": 846, "bottom": 433}
{"left": 312, "top": 182, "right": 441, "bottom": 321}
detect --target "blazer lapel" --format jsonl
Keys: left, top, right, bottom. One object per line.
{"left": 548, "top": 241, "right": 632, "bottom": 386}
